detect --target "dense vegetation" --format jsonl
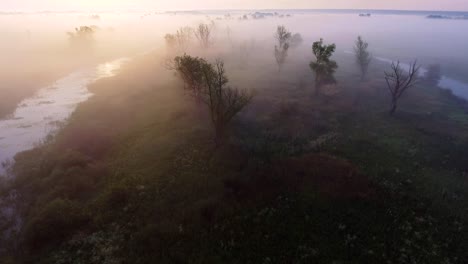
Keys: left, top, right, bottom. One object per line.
{"left": 1, "top": 22, "right": 468, "bottom": 264}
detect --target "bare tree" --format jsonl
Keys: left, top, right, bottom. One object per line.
{"left": 274, "top": 26, "right": 292, "bottom": 72}
{"left": 173, "top": 56, "right": 253, "bottom": 145}
{"left": 175, "top": 27, "right": 193, "bottom": 51}
{"left": 195, "top": 23, "right": 212, "bottom": 48}
{"left": 202, "top": 60, "right": 253, "bottom": 145}
{"left": 275, "top": 25, "right": 291, "bottom": 49}
{"left": 354, "top": 36, "right": 372, "bottom": 81}
{"left": 310, "top": 39, "right": 338, "bottom": 95}
{"left": 384, "top": 61, "right": 420, "bottom": 115}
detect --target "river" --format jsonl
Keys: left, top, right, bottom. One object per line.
{"left": 0, "top": 58, "right": 127, "bottom": 176}
{"left": 344, "top": 50, "right": 468, "bottom": 101}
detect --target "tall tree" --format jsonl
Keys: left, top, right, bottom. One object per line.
{"left": 384, "top": 60, "right": 420, "bottom": 115}
{"left": 274, "top": 43, "right": 290, "bottom": 72}
{"left": 310, "top": 39, "right": 338, "bottom": 94}
{"left": 173, "top": 56, "right": 253, "bottom": 145}
{"left": 354, "top": 36, "right": 372, "bottom": 81}
{"left": 201, "top": 60, "right": 253, "bottom": 145}
{"left": 274, "top": 26, "right": 292, "bottom": 72}
{"left": 174, "top": 54, "right": 208, "bottom": 100}
{"left": 195, "top": 23, "right": 212, "bottom": 48}
{"left": 275, "top": 25, "right": 292, "bottom": 49}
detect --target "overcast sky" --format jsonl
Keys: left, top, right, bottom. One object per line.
{"left": 2, "top": 0, "right": 468, "bottom": 12}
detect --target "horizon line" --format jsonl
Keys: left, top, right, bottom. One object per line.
{"left": 1, "top": 8, "right": 468, "bottom": 14}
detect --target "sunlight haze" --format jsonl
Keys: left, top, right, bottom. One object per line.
{"left": 1, "top": 0, "right": 468, "bottom": 263}
{"left": 2, "top": 0, "right": 468, "bottom": 11}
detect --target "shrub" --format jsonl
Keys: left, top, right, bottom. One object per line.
{"left": 23, "top": 199, "right": 90, "bottom": 253}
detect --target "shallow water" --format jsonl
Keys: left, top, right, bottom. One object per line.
{"left": 374, "top": 56, "right": 468, "bottom": 100}
{"left": 0, "top": 59, "right": 127, "bottom": 175}
{"left": 345, "top": 50, "right": 468, "bottom": 101}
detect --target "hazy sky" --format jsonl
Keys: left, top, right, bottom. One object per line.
{"left": 2, "top": 0, "right": 468, "bottom": 11}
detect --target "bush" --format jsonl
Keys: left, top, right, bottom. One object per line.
{"left": 23, "top": 199, "right": 90, "bottom": 253}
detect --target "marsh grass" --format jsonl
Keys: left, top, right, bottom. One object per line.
{"left": 1, "top": 45, "right": 468, "bottom": 263}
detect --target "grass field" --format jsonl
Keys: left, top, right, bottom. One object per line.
{"left": 1, "top": 46, "right": 468, "bottom": 263}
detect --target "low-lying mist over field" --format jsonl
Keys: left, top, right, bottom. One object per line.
{"left": 1, "top": 10, "right": 468, "bottom": 117}
{"left": 1, "top": 6, "right": 468, "bottom": 264}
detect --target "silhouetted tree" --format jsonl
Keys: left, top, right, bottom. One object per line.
{"left": 202, "top": 60, "right": 253, "bottom": 145}
{"left": 424, "top": 64, "right": 442, "bottom": 86}
{"left": 310, "top": 39, "right": 338, "bottom": 94}
{"left": 275, "top": 25, "right": 291, "bottom": 49}
{"left": 195, "top": 23, "right": 212, "bottom": 48}
{"left": 274, "top": 26, "right": 292, "bottom": 72}
{"left": 171, "top": 27, "right": 193, "bottom": 52}
{"left": 384, "top": 60, "right": 420, "bottom": 115}
{"left": 274, "top": 43, "right": 289, "bottom": 72}
{"left": 354, "top": 36, "right": 372, "bottom": 81}
{"left": 174, "top": 54, "right": 207, "bottom": 99}
{"left": 165, "top": 34, "right": 177, "bottom": 50}
{"left": 67, "top": 26, "right": 95, "bottom": 51}
{"left": 290, "top": 33, "right": 303, "bottom": 48}
{"left": 173, "top": 56, "right": 253, "bottom": 145}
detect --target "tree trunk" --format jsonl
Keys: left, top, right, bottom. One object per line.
{"left": 389, "top": 99, "right": 397, "bottom": 115}
{"left": 314, "top": 77, "right": 321, "bottom": 96}
{"left": 214, "top": 124, "right": 226, "bottom": 147}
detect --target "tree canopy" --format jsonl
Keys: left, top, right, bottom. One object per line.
{"left": 310, "top": 39, "right": 338, "bottom": 92}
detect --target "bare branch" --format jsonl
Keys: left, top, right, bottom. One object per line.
{"left": 384, "top": 60, "right": 420, "bottom": 114}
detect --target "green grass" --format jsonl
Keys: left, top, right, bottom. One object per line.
{"left": 1, "top": 50, "right": 468, "bottom": 264}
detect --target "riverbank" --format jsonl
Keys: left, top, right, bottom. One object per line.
{"left": 0, "top": 58, "right": 128, "bottom": 175}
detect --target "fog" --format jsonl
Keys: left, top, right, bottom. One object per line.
{"left": 2, "top": 9, "right": 468, "bottom": 263}
{"left": 1, "top": 10, "right": 468, "bottom": 164}
{"left": 1, "top": 11, "right": 468, "bottom": 159}
{"left": 1, "top": 11, "right": 467, "bottom": 103}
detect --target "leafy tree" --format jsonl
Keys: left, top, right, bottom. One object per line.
{"left": 354, "top": 36, "right": 372, "bottom": 80}
{"left": 275, "top": 25, "right": 292, "bottom": 49}
{"left": 164, "top": 34, "right": 177, "bottom": 50}
{"left": 173, "top": 56, "right": 253, "bottom": 145}
{"left": 274, "top": 43, "right": 290, "bottom": 72}
{"left": 384, "top": 60, "right": 420, "bottom": 114}
{"left": 166, "top": 27, "right": 193, "bottom": 52}
{"left": 174, "top": 54, "right": 208, "bottom": 100}
{"left": 274, "top": 26, "right": 292, "bottom": 72}
{"left": 23, "top": 199, "right": 89, "bottom": 253}
{"left": 290, "top": 33, "right": 304, "bottom": 48}
{"left": 195, "top": 23, "right": 212, "bottom": 48}
{"left": 67, "top": 26, "right": 95, "bottom": 51}
{"left": 202, "top": 60, "right": 253, "bottom": 145}
{"left": 310, "top": 39, "right": 338, "bottom": 94}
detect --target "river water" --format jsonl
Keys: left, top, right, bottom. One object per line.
{"left": 344, "top": 50, "right": 468, "bottom": 101}
{"left": 0, "top": 59, "right": 127, "bottom": 175}
{"left": 373, "top": 56, "right": 468, "bottom": 100}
